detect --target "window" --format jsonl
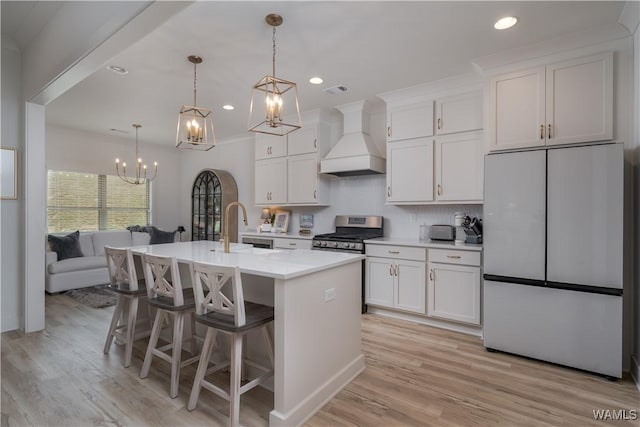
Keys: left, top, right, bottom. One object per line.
{"left": 47, "top": 170, "right": 150, "bottom": 233}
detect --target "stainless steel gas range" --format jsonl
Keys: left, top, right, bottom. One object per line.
{"left": 312, "top": 215, "right": 383, "bottom": 312}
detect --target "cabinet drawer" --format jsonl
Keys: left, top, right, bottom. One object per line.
{"left": 428, "top": 249, "right": 480, "bottom": 266}
{"left": 273, "top": 238, "right": 311, "bottom": 250}
{"left": 366, "top": 245, "right": 426, "bottom": 262}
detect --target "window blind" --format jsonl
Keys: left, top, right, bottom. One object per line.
{"left": 47, "top": 170, "right": 150, "bottom": 233}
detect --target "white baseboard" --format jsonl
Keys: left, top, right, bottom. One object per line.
{"left": 367, "top": 306, "right": 483, "bottom": 337}
{"left": 269, "top": 355, "right": 365, "bottom": 427}
{"left": 631, "top": 355, "right": 640, "bottom": 391}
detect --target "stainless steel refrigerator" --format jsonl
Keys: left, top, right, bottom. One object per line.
{"left": 483, "top": 142, "right": 623, "bottom": 378}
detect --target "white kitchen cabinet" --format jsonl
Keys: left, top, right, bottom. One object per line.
{"left": 386, "top": 100, "right": 434, "bottom": 142}
{"left": 286, "top": 127, "right": 317, "bottom": 156}
{"left": 255, "top": 133, "right": 287, "bottom": 160}
{"left": 427, "top": 249, "right": 481, "bottom": 325}
{"left": 435, "top": 131, "right": 483, "bottom": 201}
{"left": 489, "top": 52, "right": 613, "bottom": 151}
{"left": 436, "top": 92, "right": 482, "bottom": 135}
{"left": 386, "top": 138, "right": 434, "bottom": 203}
{"left": 365, "top": 245, "right": 427, "bottom": 315}
{"left": 255, "top": 157, "right": 287, "bottom": 205}
{"left": 287, "top": 153, "right": 329, "bottom": 205}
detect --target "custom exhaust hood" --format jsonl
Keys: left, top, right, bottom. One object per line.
{"left": 320, "top": 100, "right": 385, "bottom": 177}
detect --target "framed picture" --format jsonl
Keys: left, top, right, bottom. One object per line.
{"left": 300, "top": 214, "right": 314, "bottom": 229}
{"left": 273, "top": 211, "right": 290, "bottom": 232}
{"left": 1, "top": 147, "right": 17, "bottom": 200}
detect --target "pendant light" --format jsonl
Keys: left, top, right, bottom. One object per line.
{"left": 248, "top": 13, "right": 301, "bottom": 136}
{"left": 176, "top": 55, "right": 216, "bottom": 151}
{"left": 115, "top": 124, "right": 158, "bottom": 185}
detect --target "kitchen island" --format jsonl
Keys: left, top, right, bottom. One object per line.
{"left": 129, "top": 241, "right": 365, "bottom": 426}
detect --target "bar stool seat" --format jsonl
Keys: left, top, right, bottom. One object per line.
{"left": 103, "top": 246, "right": 152, "bottom": 368}
{"left": 139, "top": 253, "right": 199, "bottom": 399}
{"left": 187, "top": 263, "right": 274, "bottom": 427}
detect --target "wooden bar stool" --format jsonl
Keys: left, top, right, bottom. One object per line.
{"left": 187, "top": 263, "right": 274, "bottom": 427}
{"left": 139, "top": 253, "right": 199, "bottom": 398}
{"left": 103, "top": 246, "right": 151, "bottom": 368}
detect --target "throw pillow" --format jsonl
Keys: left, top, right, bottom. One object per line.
{"left": 148, "top": 226, "right": 176, "bottom": 244}
{"left": 48, "top": 231, "right": 84, "bottom": 261}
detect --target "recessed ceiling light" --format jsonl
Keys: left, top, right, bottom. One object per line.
{"left": 222, "top": 105, "right": 235, "bottom": 111}
{"left": 107, "top": 65, "right": 128, "bottom": 75}
{"left": 309, "top": 77, "right": 323, "bottom": 85}
{"left": 494, "top": 16, "right": 518, "bottom": 30}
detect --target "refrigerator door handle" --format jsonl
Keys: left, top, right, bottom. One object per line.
{"left": 482, "top": 274, "right": 546, "bottom": 287}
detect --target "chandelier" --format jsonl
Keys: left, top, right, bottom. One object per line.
{"left": 248, "top": 14, "right": 301, "bottom": 136}
{"left": 115, "top": 124, "right": 157, "bottom": 185}
{"left": 176, "top": 55, "right": 216, "bottom": 151}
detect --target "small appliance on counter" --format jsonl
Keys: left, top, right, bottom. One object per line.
{"left": 429, "top": 224, "right": 455, "bottom": 241}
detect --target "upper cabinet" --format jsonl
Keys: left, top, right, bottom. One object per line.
{"left": 254, "top": 109, "right": 337, "bottom": 206}
{"left": 436, "top": 92, "right": 483, "bottom": 135}
{"left": 255, "top": 133, "right": 287, "bottom": 160}
{"left": 387, "top": 101, "right": 434, "bottom": 142}
{"left": 382, "top": 89, "right": 484, "bottom": 205}
{"left": 489, "top": 52, "right": 613, "bottom": 152}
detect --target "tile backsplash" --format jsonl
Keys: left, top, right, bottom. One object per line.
{"left": 285, "top": 174, "right": 482, "bottom": 238}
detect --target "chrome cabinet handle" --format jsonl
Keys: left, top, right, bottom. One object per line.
{"left": 429, "top": 269, "right": 434, "bottom": 281}
{"left": 313, "top": 138, "right": 317, "bottom": 148}
{"left": 548, "top": 124, "right": 552, "bottom": 139}
{"left": 314, "top": 190, "right": 317, "bottom": 199}
{"left": 437, "top": 184, "right": 442, "bottom": 196}
{"left": 387, "top": 126, "right": 391, "bottom": 137}
{"left": 437, "top": 118, "right": 441, "bottom": 130}
{"left": 540, "top": 124, "right": 544, "bottom": 140}
{"left": 388, "top": 250, "right": 400, "bottom": 254}
{"left": 447, "top": 255, "right": 461, "bottom": 259}
{"left": 395, "top": 265, "right": 399, "bottom": 276}
{"left": 387, "top": 186, "right": 391, "bottom": 197}
{"left": 289, "top": 242, "right": 297, "bottom": 246}
{"left": 389, "top": 265, "right": 393, "bottom": 276}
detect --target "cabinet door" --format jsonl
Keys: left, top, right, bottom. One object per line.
{"left": 489, "top": 67, "right": 546, "bottom": 151}
{"left": 387, "top": 101, "right": 434, "bottom": 142}
{"left": 435, "top": 131, "right": 482, "bottom": 201}
{"left": 394, "top": 260, "right": 426, "bottom": 314}
{"left": 255, "top": 134, "right": 287, "bottom": 160}
{"left": 287, "top": 154, "right": 318, "bottom": 204}
{"left": 365, "top": 258, "right": 394, "bottom": 308}
{"left": 287, "top": 128, "right": 317, "bottom": 156}
{"left": 427, "top": 262, "right": 480, "bottom": 325}
{"left": 436, "top": 92, "right": 482, "bottom": 135}
{"left": 255, "top": 158, "right": 287, "bottom": 205}
{"left": 545, "top": 52, "right": 613, "bottom": 146}
{"left": 387, "top": 138, "right": 434, "bottom": 203}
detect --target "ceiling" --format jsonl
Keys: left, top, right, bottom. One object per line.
{"left": 28, "top": 1, "right": 629, "bottom": 145}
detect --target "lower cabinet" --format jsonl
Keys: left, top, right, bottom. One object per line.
{"left": 427, "top": 249, "right": 481, "bottom": 325}
{"left": 365, "top": 245, "right": 427, "bottom": 314}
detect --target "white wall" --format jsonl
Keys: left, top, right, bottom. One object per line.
{"left": 1, "top": 38, "right": 24, "bottom": 332}
{"left": 45, "top": 125, "right": 182, "bottom": 231}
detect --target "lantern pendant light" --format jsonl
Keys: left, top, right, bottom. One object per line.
{"left": 115, "top": 124, "right": 158, "bottom": 185}
{"left": 176, "top": 55, "right": 216, "bottom": 151}
{"left": 248, "top": 14, "right": 301, "bottom": 136}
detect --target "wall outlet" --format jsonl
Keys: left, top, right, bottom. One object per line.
{"left": 324, "top": 288, "right": 336, "bottom": 302}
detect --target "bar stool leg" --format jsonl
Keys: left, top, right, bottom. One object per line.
{"left": 103, "top": 297, "right": 124, "bottom": 354}
{"left": 187, "top": 327, "right": 217, "bottom": 411}
{"left": 229, "top": 333, "right": 243, "bottom": 427}
{"left": 124, "top": 297, "right": 139, "bottom": 368}
{"left": 140, "top": 309, "right": 164, "bottom": 379}
{"left": 170, "top": 312, "right": 185, "bottom": 398}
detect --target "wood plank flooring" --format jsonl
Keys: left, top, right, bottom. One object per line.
{"left": 2, "top": 293, "right": 639, "bottom": 426}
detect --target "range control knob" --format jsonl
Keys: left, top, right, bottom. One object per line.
{"left": 349, "top": 243, "right": 356, "bottom": 249}
{"left": 321, "top": 241, "right": 327, "bottom": 247}
{"left": 329, "top": 241, "right": 338, "bottom": 248}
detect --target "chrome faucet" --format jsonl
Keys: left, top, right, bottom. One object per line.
{"left": 223, "top": 201, "right": 248, "bottom": 253}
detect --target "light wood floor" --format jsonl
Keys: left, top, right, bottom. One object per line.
{"left": 2, "top": 294, "right": 639, "bottom": 426}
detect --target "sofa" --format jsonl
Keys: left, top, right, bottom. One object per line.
{"left": 45, "top": 229, "right": 176, "bottom": 293}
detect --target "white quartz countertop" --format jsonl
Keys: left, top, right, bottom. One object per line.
{"left": 129, "top": 241, "right": 363, "bottom": 280}
{"left": 364, "top": 237, "right": 483, "bottom": 252}
{"left": 240, "top": 231, "right": 316, "bottom": 240}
